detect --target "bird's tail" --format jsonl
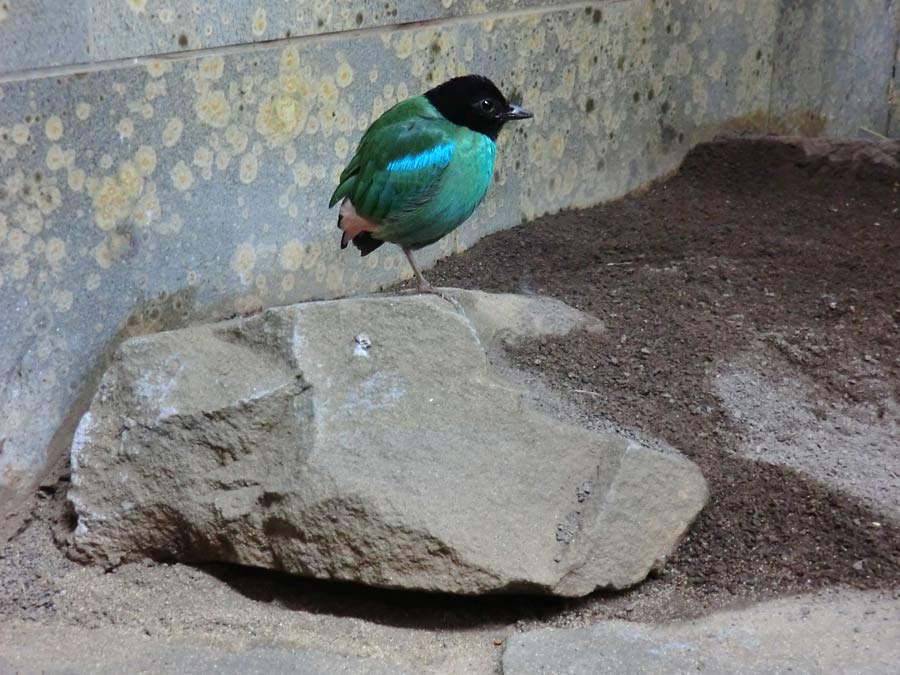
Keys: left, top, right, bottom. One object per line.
{"left": 351, "top": 232, "right": 385, "bottom": 256}
{"left": 338, "top": 199, "right": 384, "bottom": 256}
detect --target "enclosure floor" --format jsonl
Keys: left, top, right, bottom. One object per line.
{"left": 427, "top": 136, "right": 900, "bottom": 617}
{"left": 2, "top": 137, "right": 899, "bottom": 672}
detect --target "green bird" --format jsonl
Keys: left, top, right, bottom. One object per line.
{"left": 329, "top": 74, "right": 532, "bottom": 292}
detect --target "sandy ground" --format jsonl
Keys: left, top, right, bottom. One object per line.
{"left": 2, "top": 136, "right": 899, "bottom": 673}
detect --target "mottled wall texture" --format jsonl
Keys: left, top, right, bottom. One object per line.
{"left": 0, "top": 0, "right": 896, "bottom": 511}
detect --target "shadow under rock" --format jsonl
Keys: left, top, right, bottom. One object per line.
{"left": 198, "top": 562, "right": 615, "bottom": 630}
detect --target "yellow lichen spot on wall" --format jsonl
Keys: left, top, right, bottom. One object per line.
{"left": 334, "top": 137, "right": 349, "bottom": 159}
{"left": 293, "top": 162, "right": 312, "bottom": 187}
{"left": 257, "top": 95, "right": 307, "bottom": 147}
{"left": 45, "top": 116, "right": 64, "bottom": 141}
{"left": 396, "top": 82, "right": 409, "bottom": 100}
{"left": 12, "top": 258, "right": 29, "bottom": 280}
{"left": 99, "top": 154, "right": 114, "bottom": 170}
{"left": 549, "top": 132, "right": 566, "bottom": 159}
{"left": 251, "top": 7, "right": 267, "bottom": 36}
{"left": 369, "top": 67, "right": 378, "bottom": 83}
{"left": 336, "top": 63, "right": 354, "bottom": 88}
{"left": 22, "top": 207, "right": 44, "bottom": 234}
{"left": 159, "top": 6, "right": 175, "bottom": 23}
{"left": 135, "top": 145, "right": 157, "bottom": 176}
{"left": 231, "top": 242, "right": 256, "bottom": 284}
{"left": 0, "top": 4, "right": 7, "bottom": 22}
{"left": 336, "top": 109, "right": 353, "bottom": 133}
{"left": 46, "top": 145, "right": 66, "bottom": 172}
{"left": 133, "top": 184, "right": 160, "bottom": 227}
{"left": 281, "top": 274, "right": 295, "bottom": 292}
{"left": 54, "top": 289, "right": 74, "bottom": 312}
{"left": 170, "top": 161, "right": 194, "bottom": 192}
{"left": 319, "top": 76, "right": 339, "bottom": 105}
{"left": 145, "top": 79, "right": 167, "bottom": 101}
{"left": 278, "top": 71, "right": 308, "bottom": 97}
{"left": 8, "top": 227, "right": 29, "bottom": 253}
{"left": 127, "top": 0, "right": 147, "bottom": 14}
{"left": 67, "top": 168, "right": 86, "bottom": 192}
{"left": 395, "top": 34, "right": 413, "bottom": 60}
{"left": 76, "top": 102, "right": 91, "bottom": 120}
{"left": 12, "top": 124, "right": 29, "bottom": 145}
{"left": 281, "top": 46, "right": 300, "bottom": 72}
{"left": 414, "top": 30, "right": 433, "bottom": 50}
{"left": 464, "top": 38, "right": 475, "bottom": 62}
{"left": 284, "top": 145, "right": 297, "bottom": 165}
{"left": 146, "top": 60, "right": 172, "bottom": 78}
{"left": 199, "top": 55, "right": 225, "bottom": 80}
{"left": 37, "top": 186, "right": 62, "bottom": 216}
{"left": 371, "top": 95, "right": 385, "bottom": 120}
{"left": 441, "top": 0, "right": 454, "bottom": 7}
{"left": 225, "top": 125, "right": 249, "bottom": 154}
{"left": 305, "top": 114, "right": 320, "bottom": 135}
{"left": 193, "top": 146, "right": 212, "bottom": 169}
{"left": 279, "top": 239, "right": 304, "bottom": 271}
{"left": 118, "top": 161, "right": 142, "bottom": 198}
{"left": 93, "top": 241, "right": 112, "bottom": 269}
{"left": 86, "top": 272, "right": 101, "bottom": 291}
{"left": 214, "top": 149, "right": 231, "bottom": 171}
{"left": 239, "top": 153, "right": 259, "bottom": 184}
{"left": 195, "top": 89, "right": 231, "bottom": 127}
{"left": 162, "top": 117, "right": 184, "bottom": 147}
{"left": 91, "top": 178, "right": 127, "bottom": 231}
{"left": 116, "top": 117, "right": 135, "bottom": 139}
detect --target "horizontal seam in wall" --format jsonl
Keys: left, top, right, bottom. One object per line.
{"left": 0, "top": 0, "right": 627, "bottom": 85}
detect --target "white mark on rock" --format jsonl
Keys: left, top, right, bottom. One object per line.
{"left": 354, "top": 333, "right": 372, "bottom": 357}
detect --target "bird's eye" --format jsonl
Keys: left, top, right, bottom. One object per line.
{"left": 480, "top": 99, "right": 494, "bottom": 112}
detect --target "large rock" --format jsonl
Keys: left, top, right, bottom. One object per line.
{"left": 69, "top": 290, "right": 707, "bottom": 596}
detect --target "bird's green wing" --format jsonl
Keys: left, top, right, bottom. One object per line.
{"left": 328, "top": 97, "right": 455, "bottom": 223}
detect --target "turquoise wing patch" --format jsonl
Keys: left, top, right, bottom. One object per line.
{"left": 329, "top": 101, "right": 457, "bottom": 222}
{"left": 386, "top": 143, "right": 455, "bottom": 173}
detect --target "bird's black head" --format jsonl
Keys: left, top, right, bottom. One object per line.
{"left": 424, "top": 74, "right": 532, "bottom": 140}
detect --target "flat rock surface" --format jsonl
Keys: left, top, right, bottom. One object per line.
{"left": 503, "top": 590, "right": 900, "bottom": 675}
{"left": 68, "top": 290, "right": 706, "bottom": 596}
{"left": 0, "top": 622, "right": 412, "bottom": 675}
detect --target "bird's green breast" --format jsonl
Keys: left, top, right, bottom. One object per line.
{"left": 384, "top": 129, "right": 496, "bottom": 248}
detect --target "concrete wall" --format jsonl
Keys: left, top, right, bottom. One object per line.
{"left": 770, "top": 0, "right": 899, "bottom": 138}
{"left": 0, "top": 0, "right": 893, "bottom": 512}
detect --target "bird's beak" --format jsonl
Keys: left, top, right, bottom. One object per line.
{"left": 503, "top": 104, "right": 533, "bottom": 120}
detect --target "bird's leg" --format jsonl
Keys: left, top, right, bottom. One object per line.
{"left": 402, "top": 247, "right": 435, "bottom": 294}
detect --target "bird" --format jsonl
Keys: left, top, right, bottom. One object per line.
{"left": 329, "top": 74, "right": 532, "bottom": 293}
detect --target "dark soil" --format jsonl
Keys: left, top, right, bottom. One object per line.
{"left": 426, "top": 136, "right": 900, "bottom": 610}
